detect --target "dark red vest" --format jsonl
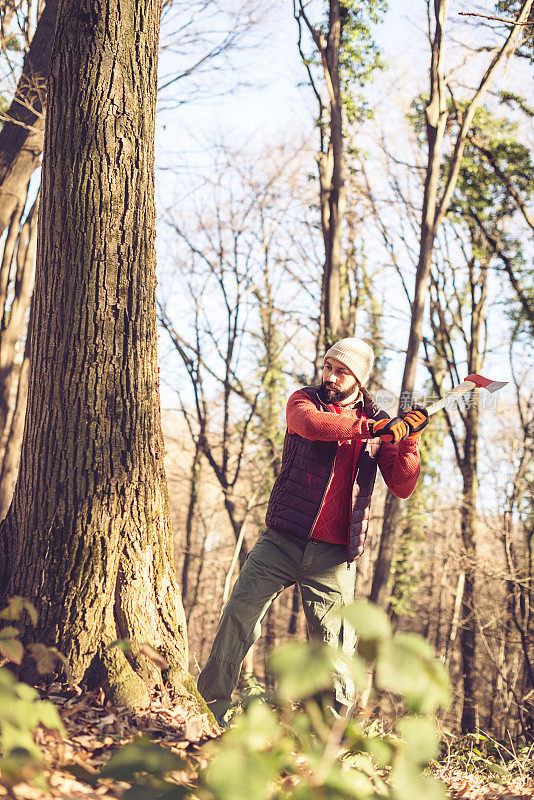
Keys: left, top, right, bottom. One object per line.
{"left": 265, "top": 385, "right": 387, "bottom": 562}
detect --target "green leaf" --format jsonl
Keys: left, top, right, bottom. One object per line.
{"left": 0, "top": 626, "right": 20, "bottom": 639}
{"left": 396, "top": 716, "right": 439, "bottom": 764}
{"left": 0, "top": 637, "right": 24, "bottom": 665}
{"left": 14, "top": 681, "right": 39, "bottom": 703}
{"left": 108, "top": 638, "right": 133, "bottom": 653}
{"left": 101, "top": 737, "right": 186, "bottom": 780}
{"left": 64, "top": 762, "right": 99, "bottom": 788}
{"left": 285, "top": 786, "right": 315, "bottom": 800}
{"left": 335, "top": 650, "right": 369, "bottom": 690}
{"left": 207, "top": 746, "right": 274, "bottom": 800}
{"left": 479, "top": 758, "right": 509, "bottom": 777}
{"left": 27, "top": 643, "right": 58, "bottom": 674}
{"left": 362, "top": 736, "right": 395, "bottom": 767}
{"left": 26, "top": 644, "right": 75, "bottom": 686}
{"left": 0, "top": 667, "right": 15, "bottom": 688}
{"left": 0, "top": 748, "right": 41, "bottom": 785}
{"left": 391, "top": 754, "right": 448, "bottom": 800}
{"left": 269, "top": 641, "right": 334, "bottom": 701}
{"left": 376, "top": 634, "right": 450, "bottom": 713}
{"left": 322, "top": 759, "right": 376, "bottom": 797}
{"left": 24, "top": 601, "right": 39, "bottom": 627}
{"left": 34, "top": 700, "right": 64, "bottom": 733}
{"left": 341, "top": 602, "right": 392, "bottom": 643}
{"left": 226, "top": 699, "right": 280, "bottom": 749}
{"left": 0, "top": 597, "right": 37, "bottom": 625}
{"left": 1, "top": 720, "right": 42, "bottom": 761}
{"left": 0, "top": 598, "right": 23, "bottom": 621}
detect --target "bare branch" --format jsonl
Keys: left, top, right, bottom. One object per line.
{"left": 458, "top": 11, "right": 534, "bottom": 25}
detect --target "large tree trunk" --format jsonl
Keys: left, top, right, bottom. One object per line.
{"left": 0, "top": 0, "right": 57, "bottom": 237}
{"left": 0, "top": 0, "right": 190, "bottom": 708}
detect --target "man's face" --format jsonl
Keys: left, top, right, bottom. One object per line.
{"left": 322, "top": 357, "right": 360, "bottom": 404}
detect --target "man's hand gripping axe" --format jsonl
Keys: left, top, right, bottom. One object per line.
{"left": 424, "top": 373, "right": 508, "bottom": 416}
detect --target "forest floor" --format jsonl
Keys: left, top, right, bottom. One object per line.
{"left": 2, "top": 684, "right": 533, "bottom": 800}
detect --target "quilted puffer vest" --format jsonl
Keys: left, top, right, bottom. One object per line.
{"left": 265, "top": 385, "right": 388, "bottom": 562}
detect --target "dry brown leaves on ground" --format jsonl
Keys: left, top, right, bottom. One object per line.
{"left": 433, "top": 763, "right": 534, "bottom": 800}
{"left": 0, "top": 683, "right": 218, "bottom": 799}
{"left": 1, "top": 685, "right": 533, "bottom": 800}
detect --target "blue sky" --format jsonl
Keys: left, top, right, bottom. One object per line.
{"left": 153, "top": 0, "right": 531, "bottom": 424}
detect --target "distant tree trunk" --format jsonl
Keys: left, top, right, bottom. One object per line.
{"left": 503, "top": 430, "right": 534, "bottom": 739}
{"left": 0, "top": 0, "right": 57, "bottom": 236}
{"left": 181, "top": 441, "right": 201, "bottom": 608}
{"left": 318, "top": 0, "right": 345, "bottom": 348}
{"left": 369, "top": 0, "right": 532, "bottom": 608}
{"left": 369, "top": 0, "right": 449, "bottom": 609}
{"left": 459, "top": 257, "right": 486, "bottom": 732}
{"left": 186, "top": 518, "right": 208, "bottom": 626}
{"left": 444, "top": 570, "right": 465, "bottom": 667}
{"left": 0, "top": 0, "right": 190, "bottom": 708}
{"left": 0, "top": 202, "right": 25, "bottom": 318}
{"left": 0, "top": 193, "right": 39, "bottom": 441}
{"left": 295, "top": 0, "right": 347, "bottom": 366}
{"left": 0, "top": 308, "right": 31, "bottom": 519}
{"left": 460, "top": 439, "right": 479, "bottom": 732}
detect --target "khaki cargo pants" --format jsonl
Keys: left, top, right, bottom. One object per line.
{"left": 197, "top": 526, "right": 357, "bottom": 726}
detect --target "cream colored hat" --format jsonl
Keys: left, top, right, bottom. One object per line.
{"left": 324, "top": 338, "right": 374, "bottom": 386}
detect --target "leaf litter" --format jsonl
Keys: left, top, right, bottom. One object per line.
{"left": 0, "top": 682, "right": 532, "bottom": 800}
{"left": 0, "top": 681, "right": 218, "bottom": 799}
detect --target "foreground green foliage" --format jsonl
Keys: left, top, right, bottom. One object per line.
{"left": 0, "top": 668, "right": 64, "bottom": 786}
{"left": 0, "top": 597, "right": 65, "bottom": 788}
{"left": 100, "top": 601, "right": 451, "bottom": 799}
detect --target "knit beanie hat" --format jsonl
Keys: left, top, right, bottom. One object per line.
{"left": 324, "top": 338, "right": 374, "bottom": 387}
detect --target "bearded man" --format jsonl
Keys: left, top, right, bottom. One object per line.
{"left": 197, "top": 337, "right": 429, "bottom": 727}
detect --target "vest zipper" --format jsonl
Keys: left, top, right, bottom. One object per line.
{"left": 347, "top": 461, "right": 360, "bottom": 569}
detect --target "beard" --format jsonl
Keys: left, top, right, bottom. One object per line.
{"left": 322, "top": 379, "right": 359, "bottom": 404}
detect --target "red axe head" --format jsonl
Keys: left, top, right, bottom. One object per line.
{"left": 464, "top": 373, "right": 508, "bottom": 393}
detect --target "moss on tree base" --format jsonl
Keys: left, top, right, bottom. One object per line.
{"left": 102, "top": 645, "right": 151, "bottom": 708}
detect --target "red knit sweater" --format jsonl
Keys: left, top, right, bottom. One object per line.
{"left": 286, "top": 389, "right": 421, "bottom": 545}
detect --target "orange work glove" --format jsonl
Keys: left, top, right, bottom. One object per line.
{"left": 402, "top": 406, "right": 429, "bottom": 440}
{"left": 368, "top": 417, "right": 409, "bottom": 444}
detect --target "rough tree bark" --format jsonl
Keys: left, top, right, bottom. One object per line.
{"left": 0, "top": 0, "right": 58, "bottom": 237}
{"left": 0, "top": 0, "right": 191, "bottom": 707}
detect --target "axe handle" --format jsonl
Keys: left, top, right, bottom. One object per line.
{"left": 425, "top": 380, "right": 477, "bottom": 416}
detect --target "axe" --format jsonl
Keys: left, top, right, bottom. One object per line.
{"left": 424, "top": 373, "right": 508, "bottom": 416}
